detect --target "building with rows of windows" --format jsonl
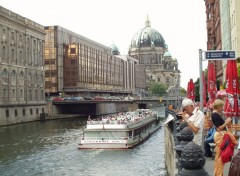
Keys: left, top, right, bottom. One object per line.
{"left": 44, "top": 26, "right": 145, "bottom": 98}
{"left": 0, "top": 6, "right": 46, "bottom": 125}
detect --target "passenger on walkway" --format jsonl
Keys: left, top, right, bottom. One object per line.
{"left": 179, "top": 98, "right": 204, "bottom": 146}
{"left": 211, "top": 99, "right": 238, "bottom": 176}
{"left": 204, "top": 119, "right": 216, "bottom": 157}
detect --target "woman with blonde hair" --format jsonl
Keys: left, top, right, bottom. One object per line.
{"left": 211, "top": 99, "right": 238, "bottom": 176}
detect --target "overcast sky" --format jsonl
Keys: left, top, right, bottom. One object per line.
{"left": 1, "top": 0, "right": 208, "bottom": 89}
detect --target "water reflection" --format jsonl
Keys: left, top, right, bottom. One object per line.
{"left": 0, "top": 117, "right": 166, "bottom": 176}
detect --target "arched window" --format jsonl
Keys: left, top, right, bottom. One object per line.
{"left": 28, "top": 73, "right": 32, "bottom": 82}
{"left": 11, "top": 70, "right": 16, "bottom": 77}
{"left": 35, "top": 73, "right": 38, "bottom": 82}
{"left": 29, "top": 89, "right": 32, "bottom": 101}
{"left": 2, "top": 69, "right": 8, "bottom": 77}
{"left": 19, "top": 71, "right": 24, "bottom": 78}
{"left": 40, "top": 74, "right": 43, "bottom": 83}
{"left": 166, "top": 77, "right": 170, "bottom": 83}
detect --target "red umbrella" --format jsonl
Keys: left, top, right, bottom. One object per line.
{"left": 224, "top": 60, "right": 240, "bottom": 117}
{"left": 202, "top": 71, "right": 207, "bottom": 107}
{"left": 207, "top": 63, "right": 217, "bottom": 107}
{"left": 187, "top": 79, "right": 195, "bottom": 101}
{"left": 187, "top": 81, "right": 190, "bottom": 98}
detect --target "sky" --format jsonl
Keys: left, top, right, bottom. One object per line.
{"left": 1, "top": 0, "right": 208, "bottom": 89}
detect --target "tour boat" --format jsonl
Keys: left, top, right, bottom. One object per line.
{"left": 79, "top": 109, "right": 161, "bottom": 149}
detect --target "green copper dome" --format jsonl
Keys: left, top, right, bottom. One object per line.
{"left": 109, "top": 43, "right": 120, "bottom": 55}
{"left": 130, "top": 17, "right": 167, "bottom": 48}
{"left": 164, "top": 51, "right": 172, "bottom": 57}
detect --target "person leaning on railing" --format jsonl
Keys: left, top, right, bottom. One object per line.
{"left": 177, "top": 98, "right": 204, "bottom": 146}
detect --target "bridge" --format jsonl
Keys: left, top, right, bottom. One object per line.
{"left": 47, "top": 98, "right": 166, "bottom": 118}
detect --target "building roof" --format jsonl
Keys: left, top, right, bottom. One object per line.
{"left": 130, "top": 17, "right": 167, "bottom": 48}
{"left": 164, "top": 51, "right": 172, "bottom": 57}
{"left": 109, "top": 43, "right": 120, "bottom": 55}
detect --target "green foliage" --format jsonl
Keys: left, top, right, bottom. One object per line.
{"left": 236, "top": 57, "right": 240, "bottom": 63}
{"left": 149, "top": 82, "right": 167, "bottom": 96}
{"left": 180, "top": 87, "right": 187, "bottom": 96}
{"left": 238, "top": 67, "right": 240, "bottom": 79}
{"left": 194, "top": 78, "right": 200, "bottom": 102}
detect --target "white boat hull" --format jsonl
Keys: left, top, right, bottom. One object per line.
{"left": 79, "top": 123, "right": 161, "bottom": 149}
{"left": 79, "top": 109, "right": 161, "bottom": 149}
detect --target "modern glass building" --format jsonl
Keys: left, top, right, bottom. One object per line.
{"left": 44, "top": 26, "right": 145, "bottom": 97}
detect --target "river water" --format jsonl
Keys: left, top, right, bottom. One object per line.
{"left": 0, "top": 117, "right": 167, "bottom": 176}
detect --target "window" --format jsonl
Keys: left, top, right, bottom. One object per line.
{"left": 36, "top": 108, "right": 39, "bottom": 115}
{"left": 166, "top": 77, "right": 170, "bottom": 83}
{"left": 22, "top": 109, "right": 25, "bottom": 116}
{"left": 15, "top": 109, "right": 18, "bottom": 117}
{"left": 70, "top": 48, "right": 76, "bottom": 54}
{"left": 30, "top": 109, "right": 33, "bottom": 115}
{"left": 20, "top": 71, "right": 24, "bottom": 78}
{"left": 12, "top": 70, "right": 16, "bottom": 77}
{"left": 6, "top": 110, "right": 9, "bottom": 118}
{"left": 11, "top": 49, "right": 15, "bottom": 60}
{"left": 2, "top": 69, "right": 8, "bottom": 77}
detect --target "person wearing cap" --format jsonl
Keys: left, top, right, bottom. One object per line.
{"left": 179, "top": 98, "right": 204, "bottom": 146}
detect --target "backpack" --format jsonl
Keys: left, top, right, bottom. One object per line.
{"left": 220, "top": 133, "right": 235, "bottom": 163}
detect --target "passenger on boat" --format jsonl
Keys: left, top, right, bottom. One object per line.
{"left": 88, "top": 115, "right": 91, "bottom": 121}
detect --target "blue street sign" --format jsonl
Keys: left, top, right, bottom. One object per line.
{"left": 205, "top": 50, "right": 235, "bottom": 60}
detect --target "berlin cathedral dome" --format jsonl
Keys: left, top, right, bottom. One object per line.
{"left": 130, "top": 17, "right": 167, "bottom": 49}
{"left": 128, "top": 17, "right": 180, "bottom": 91}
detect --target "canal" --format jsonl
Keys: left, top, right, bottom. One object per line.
{"left": 0, "top": 116, "right": 166, "bottom": 176}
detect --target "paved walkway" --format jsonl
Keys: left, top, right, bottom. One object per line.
{"left": 204, "top": 148, "right": 238, "bottom": 176}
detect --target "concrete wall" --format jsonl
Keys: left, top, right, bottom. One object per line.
{"left": 0, "top": 105, "right": 47, "bottom": 126}
{"left": 164, "top": 126, "right": 176, "bottom": 176}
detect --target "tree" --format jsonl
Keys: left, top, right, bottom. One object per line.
{"left": 180, "top": 87, "right": 187, "bottom": 97}
{"left": 149, "top": 82, "right": 167, "bottom": 96}
{"left": 194, "top": 78, "right": 200, "bottom": 102}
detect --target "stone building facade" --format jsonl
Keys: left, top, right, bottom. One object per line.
{"left": 128, "top": 18, "right": 181, "bottom": 91}
{"left": 0, "top": 6, "right": 46, "bottom": 125}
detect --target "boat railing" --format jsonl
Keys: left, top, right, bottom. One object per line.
{"left": 87, "top": 121, "right": 129, "bottom": 125}
{"left": 81, "top": 136, "right": 129, "bottom": 140}
{"left": 87, "top": 113, "right": 156, "bottom": 126}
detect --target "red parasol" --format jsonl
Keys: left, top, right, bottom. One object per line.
{"left": 187, "top": 81, "right": 190, "bottom": 98}
{"left": 207, "top": 63, "right": 217, "bottom": 107}
{"left": 187, "top": 79, "right": 195, "bottom": 101}
{"left": 224, "top": 60, "right": 240, "bottom": 117}
{"left": 202, "top": 71, "right": 207, "bottom": 107}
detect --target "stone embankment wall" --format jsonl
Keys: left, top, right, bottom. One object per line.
{"left": 0, "top": 104, "right": 47, "bottom": 126}
{"left": 164, "top": 126, "right": 176, "bottom": 176}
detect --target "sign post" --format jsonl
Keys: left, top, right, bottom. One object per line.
{"left": 199, "top": 49, "right": 203, "bottom": 112}
{"left": 199, "top": 50, "right": 236, "bottom": 112}
{"left": 205, "top": 50, "right": 235, "bottom": 60}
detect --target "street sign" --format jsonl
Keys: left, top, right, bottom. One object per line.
{"left": 205, "top": 50, "right": 235, "bottom": 60}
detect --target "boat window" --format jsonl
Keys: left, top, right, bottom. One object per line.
{"left": 84, "top": 131, "right": 128, "bottom": 139}
{"left": 129, "top": 131, "right": 132, "bottom": 138}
